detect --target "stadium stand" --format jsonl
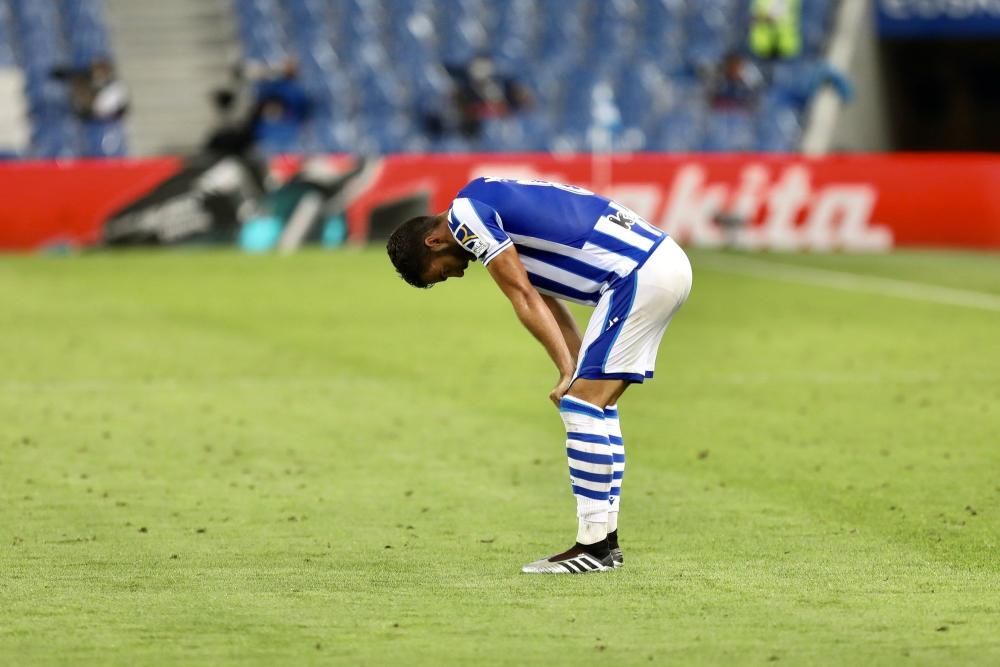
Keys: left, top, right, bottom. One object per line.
{"left": 4, "top": 0, "right": 126, "bottom": 158}
{"left": 2, "top": 0, "right": 838, "bottom": 157}
{"left": 0, "top": 0, "right": 28, "bottom": 156}
{"left": 228, "top": 0, "right": 839, "bottom": 155}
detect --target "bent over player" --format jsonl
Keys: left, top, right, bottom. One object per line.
{"left": 387, "top": 177, "right": 692, "bottom": 574}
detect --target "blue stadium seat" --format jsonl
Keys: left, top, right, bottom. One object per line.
{"left": 81, "top": 120, "right": 126, "bottom": 157}
{"left": 63, "top": 0, "right": 113, "bottom": 66}
{"left": 756, "top": 106, "right": 801, "bottom": 152}
{"left": 0, "top": 1, "right": 16, "bottom": 66}
{"left": 648, "top": 107, "right": 703, "bottom": 152}
{"left": 30, "top": 114, "right": 78, "bottom": 158}
{"left": 233, "top": 0, "right": 288, "bottom": 62}
{"left": 770, "top": 57, "right": 850, "bottom": 111}
{"left": 702, "top": 109, "right": 755, "bottom": 152}
{"left": 801, "top": 0, "right": 834, "bottom": 55}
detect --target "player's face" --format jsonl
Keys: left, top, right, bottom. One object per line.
{"left": 422, "top": 246, "right": 471, "bottom": 285}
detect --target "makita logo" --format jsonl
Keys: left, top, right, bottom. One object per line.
{"left": 472, "top": 163, "right": 892, "bottom": 251}
{"left": 633, "top": 164, "right": 890, "bottom": 251}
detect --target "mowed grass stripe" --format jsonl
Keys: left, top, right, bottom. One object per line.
{"left": 695, "top": 253, "right": 1000, "bottom": 312}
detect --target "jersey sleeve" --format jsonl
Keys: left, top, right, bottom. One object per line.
{"left": 447, "top": 197, "right": 513, "bottom": 266}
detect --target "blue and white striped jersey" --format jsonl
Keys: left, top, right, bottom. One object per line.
{"left": 447, "top": 177, "right": 666, "bottom": 305}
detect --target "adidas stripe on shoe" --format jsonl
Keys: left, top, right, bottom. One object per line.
{"left": 521, "top": 544, "right": 615, "bottom": 574}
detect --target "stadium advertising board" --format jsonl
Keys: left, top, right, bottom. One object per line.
{"left": 0, "top": 157, "right": 182, "bottom": 251}
{"left": 877, "top": 0, "right": 1000, "bottom": 37}
{"left": 1, "top": 154, "right": 998, "bottom": 251}
{"left": 320, "top": 154, "right": 1000, "bottom": 251}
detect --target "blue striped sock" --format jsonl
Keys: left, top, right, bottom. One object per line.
{"left": 605, "top": 404, "right": 624, "bottom": 533}
{"left": 559, "top": 396, "right": 612, "bottom": 526}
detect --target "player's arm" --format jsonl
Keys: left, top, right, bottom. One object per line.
{"left": 540, "top": 294, "right": 582, "bottom": 366}
{"left": 485, "top": 248, "right": 576, "bottom": 406}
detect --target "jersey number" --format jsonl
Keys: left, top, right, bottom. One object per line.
{"left": 608, "top": 210, "right": 636, "bottom": 230}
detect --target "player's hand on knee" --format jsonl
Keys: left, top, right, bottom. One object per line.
{"left": 549, "top": 374, "right": 573, "bottom": 408}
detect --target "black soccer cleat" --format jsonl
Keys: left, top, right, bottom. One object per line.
{"left": 607, "top": 530, "right": 624, "bottom": 569}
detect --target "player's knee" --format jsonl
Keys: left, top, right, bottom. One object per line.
{"left": 566, "top": 378, "right": 626, "bottom": 408}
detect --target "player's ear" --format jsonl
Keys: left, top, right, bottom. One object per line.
{"left": 424, "top": 230, "right": 447, "bottom": 250}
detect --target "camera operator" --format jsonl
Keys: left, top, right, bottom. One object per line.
{"left": 51, "top": 58, "right": 129, "bottom": 122}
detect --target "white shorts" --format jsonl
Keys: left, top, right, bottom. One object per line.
{"left": 574, "top": 236, "right": 692, "bottom": 383}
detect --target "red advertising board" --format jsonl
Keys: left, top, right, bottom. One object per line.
{"left": 323, "top": 153, "right": 1000, "bottom": 251}
{"left": 1, "top": 153, "right": 998, "bottom": 251}
{"left": 0, "top": 157, "right": 182, "bottom": 251}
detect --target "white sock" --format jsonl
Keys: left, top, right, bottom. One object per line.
{"left": 558, "top": 396, "right": 612, "bottom": 545}
{"left": 577, "top": 519, "right": 607, "bottom": 545}
{"left": 605, "top": 404, "right": 624, "bottom": 534}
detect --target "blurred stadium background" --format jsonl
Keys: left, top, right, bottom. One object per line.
{"left": 2, "top": 1, "right": 999, "bottom": 665}
{"left": 0, "top": 0, "right": 998, "bottom": 251}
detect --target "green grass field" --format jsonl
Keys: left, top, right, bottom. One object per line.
{"left": 2, "top": 248, "right": 998, "bottom": 666}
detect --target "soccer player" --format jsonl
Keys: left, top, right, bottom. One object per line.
{"left": 387, "top": 177, "right": 692, "bottom": 574}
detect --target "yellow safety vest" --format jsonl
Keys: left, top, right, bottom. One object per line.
{"left": 749, "top": 0, "right": 802, "bottom": 59}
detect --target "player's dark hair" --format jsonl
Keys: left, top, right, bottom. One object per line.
{"left": 386, "top": 215, "right": 438, "bottom": 288}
